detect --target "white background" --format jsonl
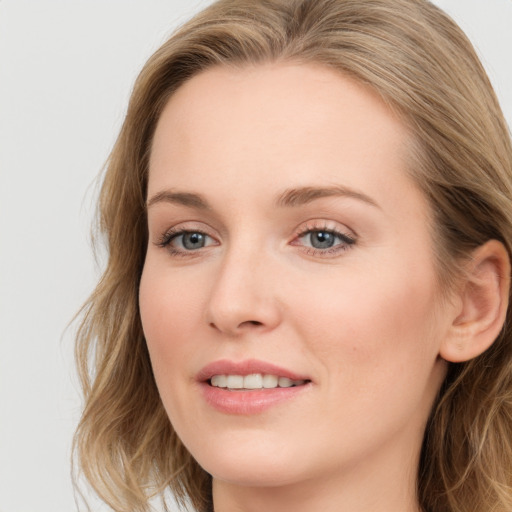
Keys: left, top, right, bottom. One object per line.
{"left": 0, "top": 1, "right": 511, "bottom": 511}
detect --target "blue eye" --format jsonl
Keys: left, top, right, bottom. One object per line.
{"left": 297, "top": 229, "right": 355, "bottom": 253}
{"left": 158, "top": 230, "right": 216, "bottom": 253}
{"left": 304, "top": 231, "right": 337, "bottom": 249}
{"left": 177, "top": 232, "right": 209, "bottom": 250}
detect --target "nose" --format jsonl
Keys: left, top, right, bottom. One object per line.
{"left": 205, "top": 247, "right": 282, "bottom": 336}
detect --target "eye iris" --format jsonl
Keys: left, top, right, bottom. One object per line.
{"left": 182, "top": 232, "right": 206, "bottom": 250}
{"left": 310, "top": 231, "right": 335, "bottom": 249}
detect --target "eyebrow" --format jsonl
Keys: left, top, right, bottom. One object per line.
{"left": 275, "top": 185, "right": 380, "bottom": 209}
{"left": 146, "top": 190, "right": 211, "bottom": 210}
{"left": 146, "top": 185, "right": 380, "bottom": 211}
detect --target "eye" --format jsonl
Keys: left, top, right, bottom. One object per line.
{"left": 292, "top": 224, "right": 356, "bottom": 257}
{"left": 174, "top": 231, "right": 211, "bottom": 250}
{"left": 301, "top": 230, "right": 341, "bottom": 249}
{"left": 157, "top": 228, "right": 217, "bottom": 255}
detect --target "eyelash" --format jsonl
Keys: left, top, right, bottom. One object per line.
{"left": 292, "top": 223, "right": 356, "bottom": 257}
{"left": 156, "top": 227, "right": 216, "bottom": 258}
{"left": 155, "top": 223, "right": 356, "bottom": 258}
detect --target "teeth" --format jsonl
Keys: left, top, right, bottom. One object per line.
{"left": 211, "top": 375, "right": 226, "bottom": 387}
{"left": 262, "top": 374, "right": 278, "bottom": 388}
{"left": 226, "top": 375, "right": 243, "bottom": 389}
{"left": 244, "top": 373, "right": 263, "bottom": 389}
{"left": 278, "top": 377, "right": 293, "bottom": 388}
{"left": 210, "top": 373, "right": 306, "bottom": 390}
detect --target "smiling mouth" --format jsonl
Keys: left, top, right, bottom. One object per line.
{"left": 209, "top": 373, "right": 309, "bottom": 390}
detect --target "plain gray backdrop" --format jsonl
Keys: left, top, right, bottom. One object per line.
{"left": 1, "top": 1, "right": 511, "bottom": 511}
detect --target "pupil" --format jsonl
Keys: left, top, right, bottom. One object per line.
{"left": 183, "top": 232, "right": 205, "bottom": 249}
{"left": 311, "top": 231, "right": 335, "bottom": 249}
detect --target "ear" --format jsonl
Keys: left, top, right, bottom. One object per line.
{"left": 440, "top": 240, "right": 511, "bottom": 363}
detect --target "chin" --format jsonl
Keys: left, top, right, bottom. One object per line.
{"left": 187, "top": 433, "right": 310, "bottom": 488}
{"left": 206, "top": 460, "right": 304, "bottom": 488}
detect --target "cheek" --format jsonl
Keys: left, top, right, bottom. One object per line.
{"left": 139, "top": 263, "right": 213, "bottom": 445}
{"left": 287, "top": 254, "right": 445, "bottom": 399}
{"left": 281, "top": 262, "right": 446, "bottom": 460}
{"left": 140, "top": 255, "right": 205, "bottom": 337}
{"left": 139, "top": 261, "right": 205, "bottom": 391}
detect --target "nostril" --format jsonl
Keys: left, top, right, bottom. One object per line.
{"left": 208, "top": 319, "right": 263, "bottom": 333}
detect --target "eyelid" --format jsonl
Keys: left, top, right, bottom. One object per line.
{"left": 293, "top": 219, "right": 356, "bottom": 238}
{"left": 159, "top": 229, "right": 215, "bottom": 247}
{"left": 290, "top": 219, "right": 357, "bottom": 257}
{"left": 154, "top": 221, "right": 220, "bottom": 252}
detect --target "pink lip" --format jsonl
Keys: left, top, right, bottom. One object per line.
{"left": 197, "top": 359, "right": 310, "bottom": 382}
{"left": 197, "top": 359, "right": 312, "bottom": 415}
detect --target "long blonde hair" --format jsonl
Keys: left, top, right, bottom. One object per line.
{"left": 74, "top": 1, "right": 512, "bottom": 511}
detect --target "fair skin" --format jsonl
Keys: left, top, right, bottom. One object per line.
{"left": 139, "top": 63, "right": 508, "bottom": 512}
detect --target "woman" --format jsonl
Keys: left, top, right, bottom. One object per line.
{"left": 74, "top": 0, "right": 512, "bottom": 511}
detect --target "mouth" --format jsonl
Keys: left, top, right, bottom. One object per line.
{"left": 209, "top": 373, "right": 309, "bottom": 390}
{"left": 198, "top": 359, "right": 312, "bottom": 414}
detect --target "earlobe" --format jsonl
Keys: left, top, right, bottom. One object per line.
{"left": 440, "top": 240, "right": 511, "bottom": 363}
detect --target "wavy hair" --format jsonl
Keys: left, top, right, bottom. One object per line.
{"left": 74, "top": 1, "right": 512, "bottom": 511}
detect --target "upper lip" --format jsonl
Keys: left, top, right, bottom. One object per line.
{"left": 197, "top": 359, "right": 310, "bottom": 382}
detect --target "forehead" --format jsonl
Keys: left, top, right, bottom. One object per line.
{"left": 148, "top": 62, "right": 423, "bottom": 216}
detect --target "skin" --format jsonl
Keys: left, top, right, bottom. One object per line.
{"left": 139, "top": 63, "right": 459, "bottom": 512}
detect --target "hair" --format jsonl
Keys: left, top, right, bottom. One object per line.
{"left": 73, "top": 0, "right": 512, "bottom": 511}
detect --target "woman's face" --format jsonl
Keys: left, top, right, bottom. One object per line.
{"left": 140, "top": 63, "right": 452, "bottom": 493}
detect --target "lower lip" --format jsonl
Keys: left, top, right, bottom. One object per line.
{"left": 200, "top": 382, "right": 311, "bottom": 415}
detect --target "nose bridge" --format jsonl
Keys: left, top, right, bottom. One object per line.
{"left": 206, "top": 236, "right": 281, "bottom": 335}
